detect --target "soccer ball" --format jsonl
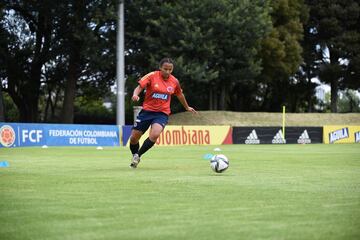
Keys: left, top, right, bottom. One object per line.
{"left": 210, "top": 154, "right": 229, "bottom": 173}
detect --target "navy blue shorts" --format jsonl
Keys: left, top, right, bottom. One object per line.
{"left": 133, "top": 110, "right": 169, "bottom": 133}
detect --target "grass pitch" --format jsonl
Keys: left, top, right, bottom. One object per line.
{"left": 0, "top": 144, "right": 359, "bottom": 240}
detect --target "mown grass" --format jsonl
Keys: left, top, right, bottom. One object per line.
{"left": 0, "top": 144, "right": 359, "bottom": 240}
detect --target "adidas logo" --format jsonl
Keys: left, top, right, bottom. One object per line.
{"left": 245, "top": 129, "right": 260, "bottom": 144}
{"left": 297, "top": 130, "right": 311, "bottom": 144}
{"left": 272, "top": 129, "right": 286, "bottom": 144}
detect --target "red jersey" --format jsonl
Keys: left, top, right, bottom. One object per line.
{"left": 138, "top": 71, "right": 182, "bottom": 115}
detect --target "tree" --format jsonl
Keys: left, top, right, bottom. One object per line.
{"left": 0, "top": 0, "right": 53, "bottom": 122}
{"left": 338, "top": 90, "right": 360, "bottom": 113}
{"left": 294, "top": 2, "right": 319, "bottom": 113}
{"left": 59, "top": 0, "right": 86, "bottom": 123}
{"left": 60, "top": 0, "right": 118, "bottom": 123}
{"left": 49, "top": 0, "right": 118, "bottom": 123}
{"left": 305, "top": 0, "right": 360, "bottom": 112}
{"left": 125, "top": 0, "right": 271, "bottom": 112}
{"left": 257, "top": 0, "right": 308, "bottom": 112}
{"left": 0, "top": 0, "right": 118, "bottom": 123}
{"left": 0, "top": 87, "right": 4, "bottom": 121}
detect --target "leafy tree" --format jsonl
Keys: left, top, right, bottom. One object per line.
{"left": 294, "top": 1, "right": 320, "bottom": 113}
{"left": 337, "top": 90, "right": 360, "bottom": 112}
{"left": 59, "top": 0, "right": 118, "bottom": 123}
{"left": 322, "top": 89, "right": 360, "bottom": 112}
{"left": 305, "top": 0, "right": 360, "bottom": 112}
{"left": 73, "top": 96, "right": 115, "bottom": 124}
{"left": 59, "top": 0, "right": 87, "bottom": 123}
{"left": 0, "top": 0, "right": 118, "bottom": 123}
{"left": 0, "top": 92, "right": 19, "bottom": 121}
{"left": 0, "top": 87, "right": 5, "bottom": 121}
{"left": 125, "top": 0, "right": 271, "bottom": 112}
{"left": 257, "top": 0, "right": 308, "bottom": 112}
{"left": 0, "top": 0, "right": 54, "bottom": 122}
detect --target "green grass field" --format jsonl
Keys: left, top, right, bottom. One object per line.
{"left": 1, "top": 144, "right": 359, "bottom": 240}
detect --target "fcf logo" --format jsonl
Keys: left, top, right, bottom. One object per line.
{"left": 0, "top": 125, "right": 16, "bottom": 147}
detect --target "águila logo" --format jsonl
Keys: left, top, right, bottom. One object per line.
{"left": 156, "top": 126, "right": 210, "bottom": 145}
{"left": 0, "top": 125, "right": 16, "bottom": 147}
{"left": 355, "top": 131, "right": 360, "bottom": 143}
{"left": 329, "top": 128, "right": 349, "bottom": 143}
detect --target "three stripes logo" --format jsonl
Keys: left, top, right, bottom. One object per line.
{"left": 245, "top": 130, "right": 260, "bottom": 144}
{"left": 272, "top": 129, "right": 286, "bottom": 144}
{"left": 297, "top": 130, "right": 311, "bottom": 144}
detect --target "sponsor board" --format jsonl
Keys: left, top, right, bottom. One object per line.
{"left": 122, "top": 125, "right": 133, "bottom": 146}
{"left": 233, "top": 127, "right": 322, "bottom": 144}
{"left": 323, "top": 125, "right": 360, "bottom": 144}
{"left": 125, "top": 125, "right": 232, "bottom": 146}
{"left": 0, "top": 122, "right": 120, "bottom": 148}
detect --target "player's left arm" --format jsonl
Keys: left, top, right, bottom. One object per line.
{"left": 176, "top": 93, "right": 197, "bottom": 114}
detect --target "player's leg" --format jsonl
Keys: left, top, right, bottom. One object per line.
{"left": 131, "top": 111, "right": 168, "bottom": 168}
{"left": 137, "top": 111, "right": 168, "bottom": 158}
{"left": 129, "top": 129, "right": 142, "bottom": 155}
{"left": 137, "top": 123, "right": 163, "bottom": 157}
{"left": 129, "top": 111, "right": 151, "bottom": 168}
{"left": 129, "top": 129, "right": 143, "bottom": 168}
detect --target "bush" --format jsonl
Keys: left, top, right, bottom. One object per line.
{"left": 73, "top": 96, "right": 115, "bottom": 124}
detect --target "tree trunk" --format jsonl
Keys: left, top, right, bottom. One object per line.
{"left": 61, "top": 51, "right": 79, "bottom": 123}
{"left": 44, "top": 87, "right": 53, "bottom": 122}
{"left": 307, "top": 92, "right": 313, "bottom": 112}
{"left": 52, "top": 87, "right": 61, "bottom": 121}
{"left": 348, "top": 92, "right": 354, "bottom": 112}
{"left": 219, "top": 84, "right": 226, "bottom": 110}
{"left": 209, "top": 86, "right": 218, "bottom": 110}
{"left": 306, "top": 68, "right": 313, "bottom": 113}
{"left": 0, "top": 86, "right": 5, "bottom": 122}
{"left": 27, "top": 64, "right": 42, "bottom": 122}
{"left": 60, "top": 0, "right": 85, "bottom": 123}
{"left": 209, "top": 87, "right": 213, "bottom": 110}
{"left": 330, "top": 76, "right": 338, "bottom": 113}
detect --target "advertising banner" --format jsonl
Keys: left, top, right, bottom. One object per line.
{"left": 0, "top": 123, "right": 120, "bottom": 148}
{"left": 125, "top": 125, "right": 232, "bottom": 146}
{"left": 122, "top": 125, "right": 133, "bottom": 146}
{"left": 232, "top": 127, "right": 323, "bottom": 144}
{"left": 323, "top": 125, "right": 360, "bottom": 144}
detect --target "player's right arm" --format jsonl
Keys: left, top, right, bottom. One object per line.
{"left": 132, "top": 85, "right": 143, "bottom": 102}
{"left": 132, "top": 71, "right": 154, "bottom": 102}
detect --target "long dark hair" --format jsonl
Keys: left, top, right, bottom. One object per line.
{"left": 159, "top": 58, "right": 174, "bottom": 67}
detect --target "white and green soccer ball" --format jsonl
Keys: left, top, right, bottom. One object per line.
{"left": 210, "top": 154, "right": 229, "bottom": 173}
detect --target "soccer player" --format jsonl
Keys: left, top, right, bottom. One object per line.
{"left": 129, "top": 58, "right": 196, "bottom": 168}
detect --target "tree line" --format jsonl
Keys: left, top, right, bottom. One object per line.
{"left": 0, "top": 0, "right": 359, "bottom": 124}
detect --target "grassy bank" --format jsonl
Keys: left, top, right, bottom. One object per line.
{"left": 169, "top": 111, "right": 360, "bottom": 126}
